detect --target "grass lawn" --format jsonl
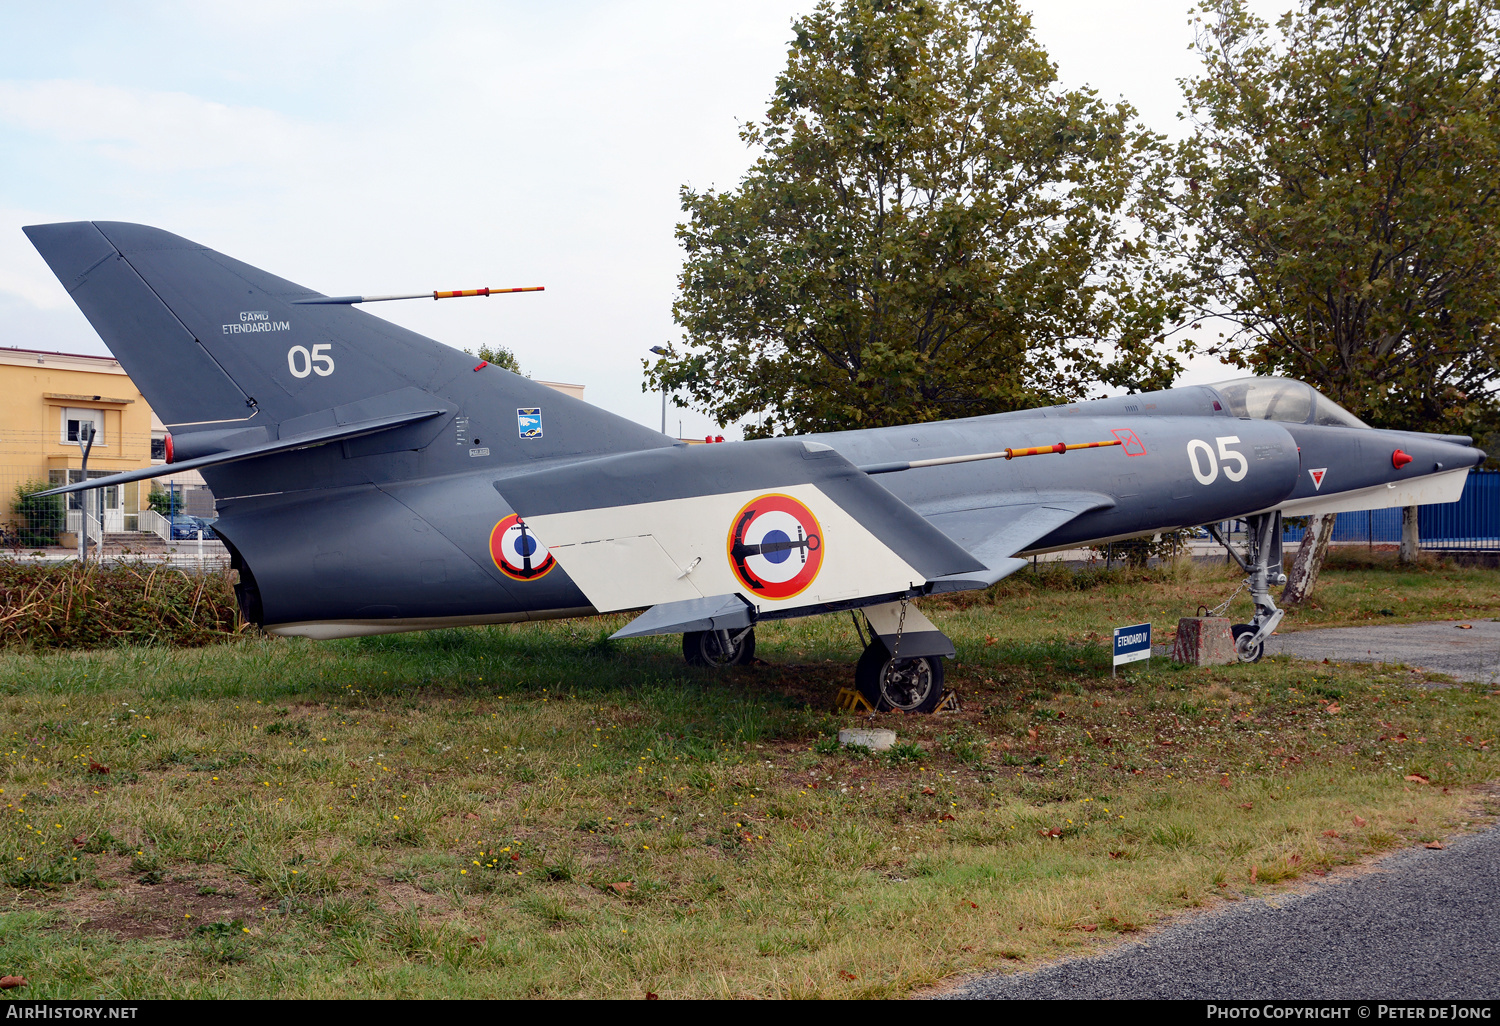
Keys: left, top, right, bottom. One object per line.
{"left": 0, "top": 554, "right": 1496, "bottom": 998}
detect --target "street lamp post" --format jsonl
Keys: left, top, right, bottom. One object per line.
{"left": 649, "top": 346, "right": 670, "bottom": 436}
{"left": 76, "top": 422, "right": 94, "bottom": 565}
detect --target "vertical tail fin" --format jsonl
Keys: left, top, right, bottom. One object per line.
{"left": 24, "top": 221, "right": 668, "bottom": 481}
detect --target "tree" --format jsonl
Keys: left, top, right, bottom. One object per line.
{"left": 467, "top": 344, "right": 523, "bottom": 376}
{"left": 649, "top": 0, "right": 1184, "bottom": 437}
{"left": 1176, "top": 0, "right": 1500, "bottom": 590}
{"left": 1176, "top": 0, "right": 1500, "bottom": 438}
{"left": 11, "top": 481, "right": 62, "bottom": 549}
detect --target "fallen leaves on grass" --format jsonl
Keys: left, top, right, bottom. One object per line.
{"left": 1424, "top": 842, "right": 1447, "bottom": 850}
{"left": 1405, "top": 774, "right": 1431, "bottom": 784}
{"left": 0, "top": 977, "right": 26, "bottom": 990}
{"left": 87, "top": 761, "right": 108, "bottom": 775}
{"left": 607, "top": 882, "right": 633, "bottom": 895}
{"left": 1352, "top": 816, "right": 1367, "bottom": 827}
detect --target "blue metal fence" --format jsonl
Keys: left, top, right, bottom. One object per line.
{"left": 1279, "top": 468, "right": 1499, "bottom": 551}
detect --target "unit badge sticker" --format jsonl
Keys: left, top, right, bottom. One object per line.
{"left": 727, "top": 493, "right": 823, "bottom": 601}
{"left": 490, "top": 514, "right": 555, "bottom": 581}
{"left": 517, "top": 408, "right": 542, "bottom": 439}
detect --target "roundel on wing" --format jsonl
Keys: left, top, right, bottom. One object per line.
{"left": 489, "top": 514, "right": 555, "bottom": 581}
{"left": 727, "top": 493, "right": 823, "bottom": 601}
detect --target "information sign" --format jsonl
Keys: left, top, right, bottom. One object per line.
{"left": 1112, "top": 622, "right": 1151, "bottom": 676}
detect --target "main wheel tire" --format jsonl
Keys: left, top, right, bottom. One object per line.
{"left": 1231, "top": 623, "right": 1264, "bottom": 663}
{"left": 854, "top": 644, "right": 945, "bottom": 714}
{"left": 683, "top": 628, "right": 756, "bottom": 668}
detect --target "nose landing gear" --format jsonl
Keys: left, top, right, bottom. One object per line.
{"left": 1206, "top": 511, "right": 1286, "bottom": 663}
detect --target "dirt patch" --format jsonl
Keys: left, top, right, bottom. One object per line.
{"left": 372, "top": 878, "right": 461, "bottom": 917}
{"left": 50, "top": 861, "right": 268, "bottom": 940}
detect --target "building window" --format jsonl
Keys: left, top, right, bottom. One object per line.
{"left": 151, "top": 434, "right": 167, "bottom": 462}
{"left": 60, "top": 407, "right": 104, "bottom": 446}
{"left": 47, "top": 469, "right": 117, "bottom": 511}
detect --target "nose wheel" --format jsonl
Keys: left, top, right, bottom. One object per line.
{"left": 683, "top": 627, "right": 756, "bottom": 667}
{"left": 854, "top": 643, "right": 946, "bottom": 714}
{"left": 1231, "top": 623, "right": 1264, "bottom": 663}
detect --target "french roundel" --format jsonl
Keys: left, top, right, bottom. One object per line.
{"left": 727, "top": 494, "right": 824, "bottom": 601}
{"left": 489, "top": 514, "right": 555, "bottom": 582}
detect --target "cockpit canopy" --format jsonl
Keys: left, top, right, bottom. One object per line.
{"left": 1208, "top": 377, "right": 1368, "bottom": 429}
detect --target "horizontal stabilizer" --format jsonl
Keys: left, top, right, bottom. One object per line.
{"left": 37, "top": 408, "right": 445, "bottom": 497}
{"left": 610, "top": 594, "right": 756, "bottom": 640}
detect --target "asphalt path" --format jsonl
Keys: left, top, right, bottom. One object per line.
{"left": 1264, "top": 619, "right": 1500, "bottom": 685}
{"left": 937, "top": 822, "right": 1500, "bottom": 1000}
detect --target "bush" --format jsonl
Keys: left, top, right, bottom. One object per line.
{"left": 11, "top": 480, "right": 63, "bottom": 548}
{"left": 0, "top": 561, "right": 245, "bottom": 650}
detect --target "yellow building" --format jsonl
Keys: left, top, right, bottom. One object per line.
{"left": 0, "top": 346, "right": 162, "bottom": 542}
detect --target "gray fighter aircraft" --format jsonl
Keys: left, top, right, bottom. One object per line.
{"left": 26, "top": 222, "right": 1487, "bottom": 713}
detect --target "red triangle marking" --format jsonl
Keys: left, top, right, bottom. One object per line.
{"left": 1309, "top": 468, "right": 1326, "bottom": 490}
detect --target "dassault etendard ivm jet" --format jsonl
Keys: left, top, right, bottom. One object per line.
{"left": 28, "top": 223, "right": 1486, "bottom": 713}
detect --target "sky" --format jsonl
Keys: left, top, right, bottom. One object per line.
{"left": 0, "top": 0, "right": 1273, "bottom": 439}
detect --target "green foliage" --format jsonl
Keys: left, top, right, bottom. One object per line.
{"left": 147, "top": 487, "right": 173, "bottom": 515}
{"left": 1094, "top": 530, "right": 1192, "bottom": 569}
{"left": 10, "top": 480, "right": 63, "bottom": 548}
{"left": 1176, "top": 0, "right": 1500, "bottom": 436}
{"left": 650, "top": 0, "right": 1184, "bottom": 437}
{"left": 467, "top": 344, "right": 523, "bottom": 376}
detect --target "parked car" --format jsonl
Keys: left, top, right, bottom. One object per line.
{"left": 168, "top": 514, "right": 217, "bottom": 540}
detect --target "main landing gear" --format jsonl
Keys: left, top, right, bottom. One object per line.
{"left": 682, "top": 627, "right": 756, "bottom": 667}
{"left": 1205, "top": 511, "right": 1287, "bottom": 663}
{"left": 676, "top": 598, "right": 958, "bottom": 715}
{"left": 854, "top": 644, "right": 946, "bottom": 714}
{"left": 851, "top": 600, "right": 955, "bottom": 714}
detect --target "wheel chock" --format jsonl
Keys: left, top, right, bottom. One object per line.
{"left": 835, "top": 688, "right": 876, "bottom": 713}
{"left": 934, "top": 690, "right": 961, "bottom": 714}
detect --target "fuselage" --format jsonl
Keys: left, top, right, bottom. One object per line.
{"left": 242, "top": 377, "right": 1484, "bottom": 638}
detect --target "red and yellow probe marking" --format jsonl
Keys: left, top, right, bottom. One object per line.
{"left": 1003, "top": 439, "right": 1121, "bottom": 460}
{"left": 859, "top": 438, "right": 1123, "bottom": 475}
{"left": 432, "top": 286, "right": 544, "bottom": 300}
{"left": 295, "top": 286, "right": 545, "bottom": 306}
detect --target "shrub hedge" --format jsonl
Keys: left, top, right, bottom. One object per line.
{"left": 0, "top": 560, "right": 244, "bottom": 650}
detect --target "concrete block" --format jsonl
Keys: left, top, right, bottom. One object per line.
{"left": 838, "top": 728, "right": 896, "bottom": 751}
{"left": 1171, "top": 617, "right": 1237, "bottom": 666}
